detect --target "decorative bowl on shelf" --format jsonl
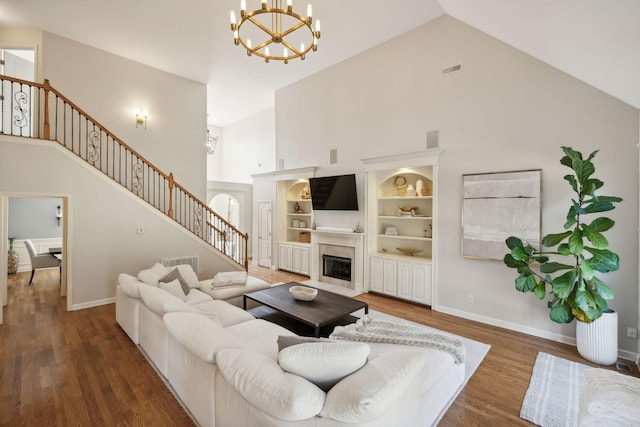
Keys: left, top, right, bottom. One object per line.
{"left": 289, "top": 285, "right": 318, "bottom": 301}
{"left": 396, "top": 248, "right": 423, "bottom": 256}
{"left": 398, "top": 206, "right": 417, "bottom": 212}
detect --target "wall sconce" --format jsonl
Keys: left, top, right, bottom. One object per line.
{"left": 55, "top": 205, "right": 62, "bottom": 226}
{"left": 206, "top": 130, "right": 218, "bottom": 155}
{"left": 135, "top": 109, "right": 148, "bottom": 130}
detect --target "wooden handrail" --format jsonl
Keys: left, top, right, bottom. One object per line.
{"left": 0, "top": 74, "right": 249, "bottom": 269}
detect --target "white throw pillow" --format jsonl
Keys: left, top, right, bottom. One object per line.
{"left": 139, "top": 284, "right": 196, "bottom": 315}
{"left": 159, "top": 268, "right": 191, "bottom": 296}
{"left": 216, "top": 348, "right": 326, "bottom": 421}
{"left": 137, "top": 263, "right": 170, "bottom": 286}
{"left": 159, "top": 279, "right": 187, "bottom": 301}
{"left": 278, "top": 342, "right": 370, "bottom": 391}
{"left": 320, "top": 349, "right": 427, "bottom": 423}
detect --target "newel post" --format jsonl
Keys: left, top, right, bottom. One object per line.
{"left": 168, "top": 173, "right": 175, "bottom": 218}
{"left": 43, "top": 79, "right": 51, "bottom": 140}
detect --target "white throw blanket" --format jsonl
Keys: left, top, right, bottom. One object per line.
{"left": 210, "top": 271, "right": 248, "bottom": 289}
{"left": 579, "top": 368, "right": 640, "bottom": 426}
{"left": 329, "top": 315, "right": 465, "bottom": 364}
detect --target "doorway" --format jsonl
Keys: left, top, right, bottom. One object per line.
{"left": 1, "top": 193, "right": 69, "bottom": 325}
{"left": 209, "top": 193, "right": 240, "bottom": 227}
{"left": 258, "top": 201, "right": 272, "bottom": 268}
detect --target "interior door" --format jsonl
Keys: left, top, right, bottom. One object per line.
{"left": 258, "top": 201, "right": 272, "bottom": 268}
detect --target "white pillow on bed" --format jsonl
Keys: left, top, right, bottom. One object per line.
{"left": 320, "top": 349, "right": 427, "bottom": 423}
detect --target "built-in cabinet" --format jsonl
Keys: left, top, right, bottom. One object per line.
{"left": 278, "top": 242, "right": 310, "bottom": 275}
{"left": 362, "top": 150, "right": 440, "bottom": 306}
{"left": 369, "top": 255, "right": 431, "bottom": 305}
{"left": 277, "top": 176, "right": 314, "bottom": 276}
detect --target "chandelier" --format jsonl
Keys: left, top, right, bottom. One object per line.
{"left": 230, "top": 0, "right": 321, "bottom": 63}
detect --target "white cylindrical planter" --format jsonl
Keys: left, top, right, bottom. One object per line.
{"left": 576, "top": 310, "right": 618, "bottom": 365}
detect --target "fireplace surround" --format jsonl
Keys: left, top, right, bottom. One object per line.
{"left": 310, "top": 228, "right": 364, "bottom": 292}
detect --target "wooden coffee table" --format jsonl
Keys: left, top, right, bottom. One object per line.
{"left": 243, "top": 282, "right": 368, "bottom": 337}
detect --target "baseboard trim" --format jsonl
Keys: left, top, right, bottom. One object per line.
{"left": 71, "top": 297, "right": 115, "bottom": 311}
{"left": 436, "top": 305, "right": 639, "bottom": 362}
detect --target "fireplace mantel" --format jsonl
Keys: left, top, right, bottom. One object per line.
{"left": 310, "top": 229, "right": 365, "bottom": 293}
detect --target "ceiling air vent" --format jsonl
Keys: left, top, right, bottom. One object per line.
{"left": 442, "top": 64, "right": 463, "bottom": 76}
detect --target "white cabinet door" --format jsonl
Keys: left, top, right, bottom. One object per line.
{"left": 382, "top": 259, "right": 397, "bottom": 296}
{"left": 278, "top": 243, "right": 292, "bottom": 271}
{"left": 370, "top": 257, "right": 384, "bottom": 293}
{"left": 412, "top": 263, "right": 431, "bottom": 305}
{"left": 292, "top": 245, "right": 301, "bottom": 273}
{"left": 397, "top": 261, "right": 413, "bottom": 300}
{"left": 299, "top": 246, "right": 310, "bottom": 275}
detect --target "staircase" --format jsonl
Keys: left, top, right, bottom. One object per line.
{"left": 0, "top": 75, "right": 248, "bottom": 270}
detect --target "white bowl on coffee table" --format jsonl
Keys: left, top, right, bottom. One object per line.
{"left": 289, "top": 285, "right": 318, "bottom": 301}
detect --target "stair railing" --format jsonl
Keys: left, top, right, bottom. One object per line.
{"left": 0, "top": 75, "right": 248, "bottom": 269}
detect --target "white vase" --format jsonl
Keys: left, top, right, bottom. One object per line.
{"left": 576, "top": 310, "right": 618, "bottom": 365}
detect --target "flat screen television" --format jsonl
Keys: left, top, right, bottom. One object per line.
{"left": 309, "top": 174, "right": 359, "bottom": 211}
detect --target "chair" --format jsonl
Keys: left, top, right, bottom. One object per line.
{"left": 24, "top": 239, "right": 61, "bottom": 285}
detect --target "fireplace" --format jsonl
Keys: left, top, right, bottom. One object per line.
{"left": 311, "top": 229, "right": 364, "bottom": 291}
{"left": 323, "top": 255, "right": 352, "bottom": 281}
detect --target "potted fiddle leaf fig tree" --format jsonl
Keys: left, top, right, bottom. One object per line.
{"left": 503, "top": 146, "right": 622, "bottom": 365}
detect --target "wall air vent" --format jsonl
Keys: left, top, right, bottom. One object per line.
{"left": 442, "top": 64, "right": 463, "bottom": 76}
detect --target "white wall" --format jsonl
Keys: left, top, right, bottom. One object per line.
{"left": 9, "top": 197, "right": 63, "bottom": 239}
{"left": 0, "top": 136, "right": 241, "bottom": 308}
{"left": 42, "top": 32, "right": 208, "bottom": 199}
{"left": 275, "top": 17, "right": 639, "bottom": 355}
{"left": 208, "top": 108, "right": 276, "bottom": 184}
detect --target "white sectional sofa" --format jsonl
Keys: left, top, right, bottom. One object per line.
{"left": 115, "top": 263, "right": 466, "bottom": 427}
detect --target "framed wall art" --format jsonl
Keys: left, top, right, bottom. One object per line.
{"left": 462, "top": 169, "right": 541, "bottom": 261}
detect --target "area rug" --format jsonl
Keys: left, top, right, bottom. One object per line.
{"left": 521, "top": 352, "right": 589, "bottom": 426}
{"left": 350, "top": 308, "right": 491, "bottom": 425}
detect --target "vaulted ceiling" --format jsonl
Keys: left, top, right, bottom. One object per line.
{"left": 1, "top": 0, "right": 639, "bottom": 127}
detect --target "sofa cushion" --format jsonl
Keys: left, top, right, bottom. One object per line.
{"left": 193, "top": 300, "right": 254, "bottom": 327}
{"left": 278, "top": 342, "right": 370, "bottom": 391}
{"left": 320, "top": 349, "right": 427, "bottom": 423}
{"left": 172, "top": 264, "right": 201, "bottom": 288}
{"left": 159, "top": 279, "right": 187, "bottom": 301}
{"left": 137, "top": 263, "right": 170, "bottom": 286}
{"left": 159, "top": 268, "right": 191, "bottom": 296}
{"left": 184, "top": 289, "right": 213, "bottom": 305}
{"left": 139, "top": 284, "right": 197, "bottom": 315}
{"left": 226, "top": 319, "right": 295, "bottom": 360}
{"left": 216, "top": 348, "right": 326, "bottom": 421}
{"left": 118, "top": 273, "right": 145, "bottom": 298}
{"left": 164, "top": 312, "right": 245, "bottom": 362}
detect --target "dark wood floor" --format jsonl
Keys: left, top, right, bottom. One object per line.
{"left": 1, "top": 266, "right": 636, "bottom": 426}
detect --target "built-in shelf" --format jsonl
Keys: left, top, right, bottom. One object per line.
{"left": 362, "top": 149, "right": 441, "bottom": 305}
{"left": 377, "top": 234, "right": 432, "bottom": 241}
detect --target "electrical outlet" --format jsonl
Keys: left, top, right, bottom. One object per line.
{"left": 627, "top": 327, "right": 637, "bottom": 339}
{"left": 467, "top": 294, "right": 474, "bottom": 304}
